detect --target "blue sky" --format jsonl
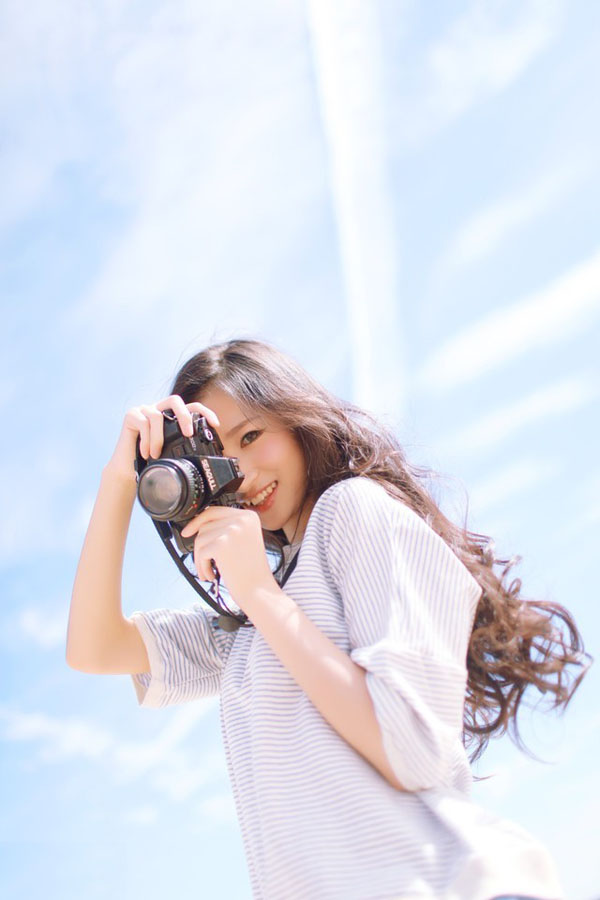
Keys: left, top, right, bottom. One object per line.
{"left": 1, "top": 1, "right": 599, "bottom": 897}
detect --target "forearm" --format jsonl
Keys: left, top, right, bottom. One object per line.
{"left": 242, "top": 581, "right": 406, "bottom": 791}
{"left": 66, "top": 464, "right": 137, "bottom": 668}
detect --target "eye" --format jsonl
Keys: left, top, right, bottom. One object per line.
{"left": 240, "top": 429, "right": 261, "bottom": 447}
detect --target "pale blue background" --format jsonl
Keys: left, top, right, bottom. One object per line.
{"left": 1, "top": 2, "right": 599, "bottom": 898}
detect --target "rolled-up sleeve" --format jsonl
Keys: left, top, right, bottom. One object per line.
{"left": 129, "top": 604, "right": 237, "bottom": 708}
{"left": 325, "top": 478, "right": 482, "bottom": 791}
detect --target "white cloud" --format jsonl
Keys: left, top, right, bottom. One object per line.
{"left": 112, "top": 700, "right": 229, "bottom": 803}
{"left": 0, "top": 1, "right": 106, "bottom": 230}
{"left": 17, "top": 607, "right": 69, "bottom": 650}
{"left": 471, "top": 711, "right": 600, "bottom": 899}
{"left": 0, "top": 699, "right": 225, "bottom": 804}
{"left": 468, "top": 457, "right": 559, "bottom": 514}
{"left": 0, "top": 705, "right": 115, "bottom": 762}
{"left": 554, "top": 471, "right": 600, "bottom": 545}
{"left": 0, "top": 3, "right": 320, "bottom": 566}
{"left": 418, "top": 247, "right": 600, "bottom": 393}
{"left": 196, "top": 791, "right": 237, "bottom": 825}
{"left": 436, "top": 372, "right": 599, "bottom": 457}
{"left": 123, "top": 804, "right": 159, "bottom": 826}
{"left": 425, "top": 0, "right": 563, "bottom": 125}
{"left": 57, "top": 2, "right": 318, "bottom": 356}
{"left": 474, "top": 753, "right": 538, "bottom": 802}
{"left": 112, "top": 700, "right": 218, "bottom": 779}
{"left": 0, "top": 443, "right": 89, "bottom": 565}
{"left": 306, "top": 0, "right": 406, "bottom": 416}
{"left": 0, "top": 0, "right": 322, "bottom": 364}
{"left": 388, "top": 0, "right": 564, "bottom": 147}
{"left": 473, "top": 709, "right": 600, "bottom": 803}
{"left": 438, "top": 159, "right": 587, "bottom": 272}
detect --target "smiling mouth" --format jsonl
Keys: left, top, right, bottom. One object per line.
{"left": 242, "top": 481, "right": 278, "bottom": 508}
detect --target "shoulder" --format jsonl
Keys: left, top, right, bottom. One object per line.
{"left": 314, "top": 475, "right": 391, "bottom": 507}
{"left": 308, "top": 477, "right": 482, "bottom": 608}
{"left": 306, "top": 477, "right": 417, "bottom": 557}
{"left": 312, "top": 476, "right": 414, "bottom": 526}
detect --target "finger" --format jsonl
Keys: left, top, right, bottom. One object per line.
{"left": 194, "top": 547, "right": 219, "bottom": 582}
{"left": 138, "top": 418, "right": 151, "bottom": 460}
{"left": 139, "top": 405, "right": 166, "bottom": 459}
{"left": 196, "top": 557, "right": 214, "bottom": 582}
{"left": 164, "top": 395, "right": 195, "bottom": 438}
{"left": 181, "top": 506, "right": 244, "bottom": 536}
{"left": 193, "top": 555, "right": 212, "bottom": 582}
{"left": 155, "top": 395, "right": 220, "bottom": 430}
{"left": 185, "top": 401, "right": 221, "bottom": 430}
{"left": 126, "top": 409, "right": 151, "bottom": 459}
{"left": 196, "top": 522, "right": 238, "bottom": 542}
{"left": 192, "top": 529, "right": 234, "bottom": 565}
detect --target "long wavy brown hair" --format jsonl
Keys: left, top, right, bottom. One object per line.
{"left": 171, "top": 338, "right": 590, "bottom": 763}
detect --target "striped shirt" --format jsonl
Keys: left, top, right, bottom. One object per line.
{"left": 130, "top": 476, "right": 563, "bottom": 900}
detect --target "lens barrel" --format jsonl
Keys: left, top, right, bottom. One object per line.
{"left": 137, "top": 458, "right": 205, "bottom": 521}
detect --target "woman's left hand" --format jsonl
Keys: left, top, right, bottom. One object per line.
{"left": 180, "top": 506, "right": 276, "bottom": 606}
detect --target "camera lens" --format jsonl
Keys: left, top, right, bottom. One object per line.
{"left": 137, "top": 459, "right": 205, "bottom": 520}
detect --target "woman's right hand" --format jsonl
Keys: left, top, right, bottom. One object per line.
{"left": 107, "top": 394, "right": 221, "bottom": 480}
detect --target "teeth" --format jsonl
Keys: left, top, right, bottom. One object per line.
{"left": 245, "top": 481, "right": 277, "bottom": 507}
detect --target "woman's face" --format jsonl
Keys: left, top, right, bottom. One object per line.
{"left": 199, "top": 385, "right": 314, "bottom": 542}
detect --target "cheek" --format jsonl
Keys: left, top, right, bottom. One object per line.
{"left": 255, "top": 434, "right": 306, "bottom": 481}
{"left": 258, "top": 440, "right": 286, "bottom": 468}
{"left": 282, "top": 437, "right": 308, "bottom": 490}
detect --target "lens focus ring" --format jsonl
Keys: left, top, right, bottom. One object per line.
{"left": 137, "top": 459, "right": 205, "bottom": 520}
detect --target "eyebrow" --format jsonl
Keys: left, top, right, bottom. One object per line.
{"left": 225, "top": 418, "right": 253, "bottom": 439}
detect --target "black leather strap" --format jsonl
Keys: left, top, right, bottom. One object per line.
{"left": 217, "top": 547, "right": 300, "bottom": 632}
{"left": 280, "top": 548, "right": 300, "bottom": 588}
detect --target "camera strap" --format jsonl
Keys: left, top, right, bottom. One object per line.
{"left": 214, "top": 547, "right": 300, "bottom": 631}
{"left": 279, "top": 547, "right": 300, "bottom": 588}
{"left": 153, "top": 520, "right": 251, "bottom": 628}
{"left": 152, "top": 522, "right": 301, "bottom": 631}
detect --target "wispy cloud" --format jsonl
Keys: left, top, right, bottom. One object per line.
{"left": 468, "top": 457, "right": 559, "bottom": 514}
{"left": 417, "top": 247, "right": 600, "bottom": 393}
{"left": 437, "top": 159, "right": 587, "bottom": 273}
{"left": 425, "top": 0, "right": 563, "bottom": 126}
{"left": 307, "top": 0, "right": 405, "bottom": 416}
{"left": 123, "top": 804, "right": 160, "bottom": 827}
{"left": 474, "top": 708, "right": 600, "bottom": 802}
{"left": 0, "top": 699, "right": 225, "bottom": 803}
{"left": 474, "top": 751, "right": 539, "bottom": 802}
{"left": 57, "top": 4, "right": 317, "bottom": 359}
{"left": 17, "top": 606, "right": 69, "bottom": 650}
{"left": 0, "top": 443, "right": 91, "bottom": 566}
{"left": 0, "top": 704, "right": 115, "bottom": 762}
{"left": 196, "top": 792, "right": 237, "bottom": 825}
{"left": 0, "top": 2, "right": 119, "bottom": 231}
{"left": 112, "top": 702, "right": 220, "bottom": 786}
{"left": 0, "top": 0, "right": 322, "bottom": 371}
{"left": 390, "top": 0, "right": 564, "bottom": 146}
{"left": 0, "top": 0, "right": 323, "bottom": 569}
{"left": 472, "top": 710, "right": 600, "bottom": 899}
{"left": 436, "top": 371, "right": 599, "bottom": 457}
{"left": 552, "top": 470, "right": 600, "bottom": 546}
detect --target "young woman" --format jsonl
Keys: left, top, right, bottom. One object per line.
{"left": 67, "top": 338, "right": 588, "bottom": 900}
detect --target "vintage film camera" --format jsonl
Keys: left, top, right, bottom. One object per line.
{"left": 134, "top": 410, "right": 248, "bottom": 627}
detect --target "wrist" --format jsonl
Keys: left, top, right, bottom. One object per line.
{"left": 237, "top": 577, "right": 291, "bottom": 621}
{"left": 102, "top": 460, "right": 138, "bottom": 491}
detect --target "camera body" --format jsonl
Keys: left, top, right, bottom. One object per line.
{"left": 135, "top": 411, "right": 244, "bottom": 554}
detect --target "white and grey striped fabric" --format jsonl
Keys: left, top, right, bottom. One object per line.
{"left": 130, "top": 476, "right": 563, "bottom": 900}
